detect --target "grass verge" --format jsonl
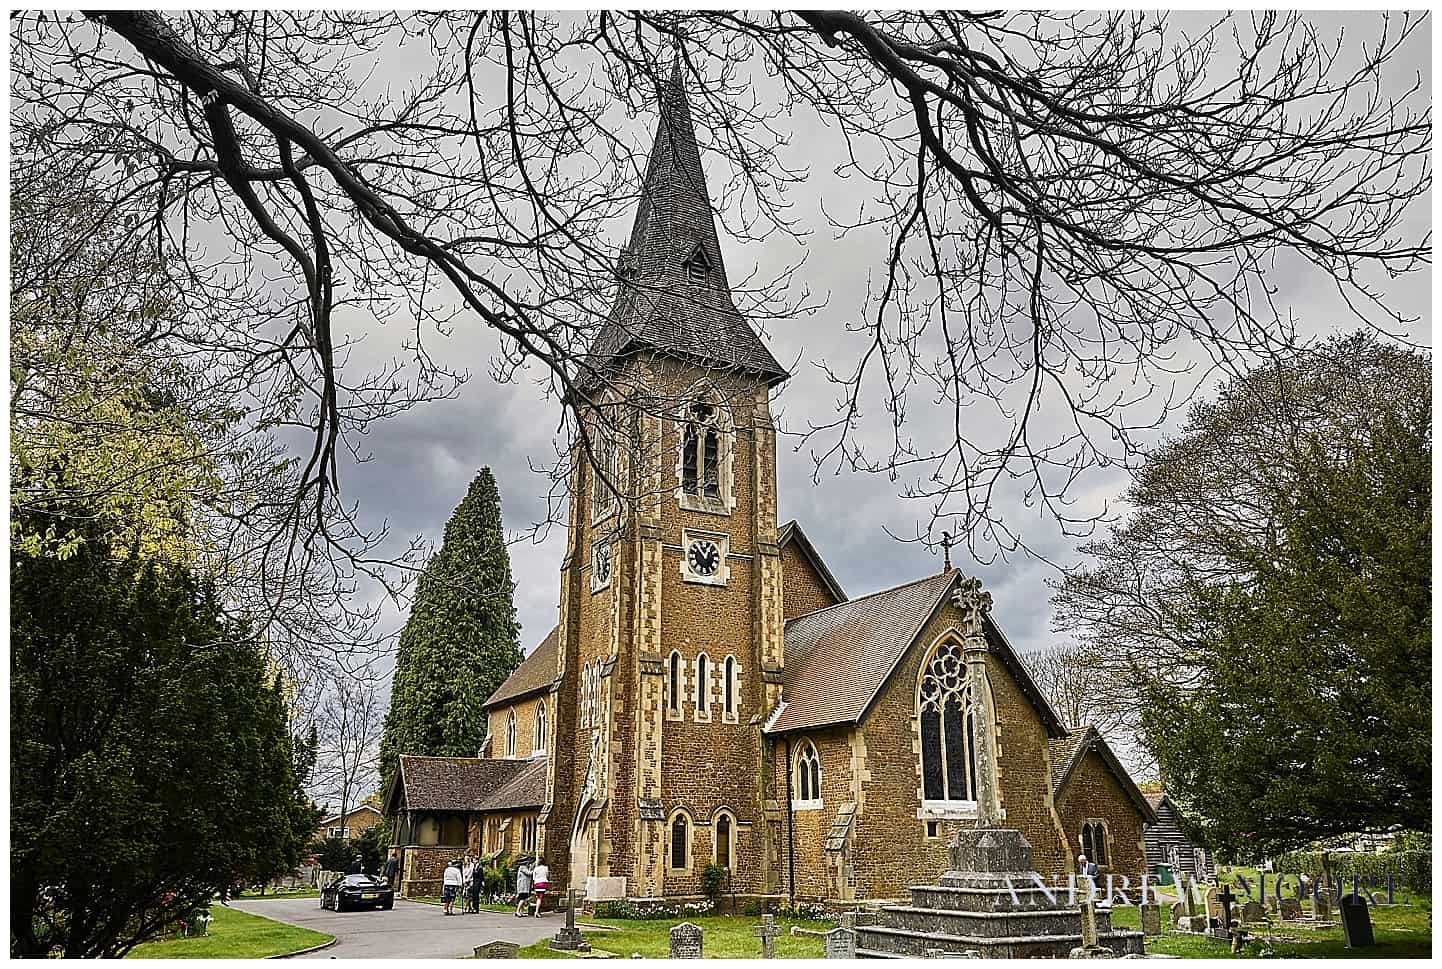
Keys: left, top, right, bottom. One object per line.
{"left": 126, "top": 903, "right": 333, "bottom": 959}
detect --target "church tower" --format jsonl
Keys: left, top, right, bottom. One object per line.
{"left": 538, "top": 55, "right": 791, "bottom": 899}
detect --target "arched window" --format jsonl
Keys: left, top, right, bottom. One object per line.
{"left": 918, "top": 640, "right": 979, "bottom": 803}
{"left": 723, "top": 656, "right": 736, "bottom": 717}
{"left": 590, "top": 427, "right": 618, "bottom": 521}
{"left": 796, "top": 741, "right": 822, "bottom": 806}
{"left": 668, "top": 651, "right": 682, "bottom": 715}
{"left": 695, "top": 653, "right": 710, "bottom": 713}
{"left": 534, "top": 700, "right": 548, "bottom": 753}
{"left": 1081, "top": 821, "right": 1109, "bottom": 867}
{"left": 679, "top": 401, "right": 730, "bottom": 508}
{"left": 714, "top": 812, "right": 734, "bottom": 870}
{"left": 506, "top": 709, "right": 518, "bottom": 758}
{"left": 669, "top": 812, "right": 691, "bottom": 871}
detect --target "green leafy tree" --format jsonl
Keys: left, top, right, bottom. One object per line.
{"left": 313, "top": 837, "right": 355, "bottom": 874}
{"left": 380, "top": 469, "right": 523, "bottom": 791}
{"left": 10, "top": 504, "right": 321, "bottom": 958}
{"left": 350, "top": 824, "right": 387, "bottom": 875}
{"left": 1129, "top": 341, "right": 1430, "bottom": 856}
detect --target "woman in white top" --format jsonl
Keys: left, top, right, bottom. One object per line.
{"left": 442, "top": 859, "right": 464, "bottom": 916}
{"left": 529, "top": 859, "right": 549, "bottom": 917}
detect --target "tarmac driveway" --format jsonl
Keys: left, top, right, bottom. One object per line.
{"left": 228, "top": 897, "right": 558, "bottom": 958}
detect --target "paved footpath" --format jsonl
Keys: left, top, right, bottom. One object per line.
{"left": 229, "top": 897, "right": 558, "bottom": 958}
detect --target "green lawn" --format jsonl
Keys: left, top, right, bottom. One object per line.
{"left": 1109, "top": 893, "right": 1432, "bottom": 959}
{"left": 514, "top": 898, "right": 1429, "bottom": 960}
{"left": 126, "top": 903, "right": 333, "bottom": 959}
{"left": 518, "top": 914, "right": 829, "bottom": 959}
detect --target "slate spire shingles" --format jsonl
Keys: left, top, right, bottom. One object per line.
{"left": 582, "top": 49, "right": 789, "bottom": 387}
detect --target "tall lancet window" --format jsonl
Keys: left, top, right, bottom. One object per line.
{"left": 918, "top": 640, "right": 980, "bottom": 803}
{"left": 679, "top": 401, "right": 727, "bottom": 507}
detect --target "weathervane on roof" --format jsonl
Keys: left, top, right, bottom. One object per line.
{"left": 940, "top": 530, "right": 954, "bottom": 572}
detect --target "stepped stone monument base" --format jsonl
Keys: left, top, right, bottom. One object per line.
{"left": 856, "top": 828, "right": 1145, "bottom": 959}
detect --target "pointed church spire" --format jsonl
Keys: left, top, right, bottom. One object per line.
{"left": 624, "top": 44, "right": 729, "bottom": 287}
{"left": 583, "top": 44, "right": 789, "bottom": 389}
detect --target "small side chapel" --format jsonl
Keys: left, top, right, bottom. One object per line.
{"left": 384, "top": 56, "right": 1153, "bottom": 903}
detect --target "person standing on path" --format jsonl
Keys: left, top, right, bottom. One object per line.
{"left": 529, "top": 858, "right": 549, "bottom": 917}
{"left": 514, "top": 859, "right": 534, "bottom": 918}
{"left": 383, "top": 852, "right": 399, "bottom": 891}
{"left": 469, "top": 856, "right": 484, "bottom": 913}
{"left": 442, "top": 859, "right": 464, "bottom": 916}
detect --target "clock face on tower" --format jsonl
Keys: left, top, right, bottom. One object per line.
{"left": 591, "top": 541, "right": 611, "bottom": 591}
{"left": 686, "top": 539, "right": 721, "bottom": 577}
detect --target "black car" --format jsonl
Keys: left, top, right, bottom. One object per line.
{"left": 321, "top": 873, "right": 394, "bottom": 912}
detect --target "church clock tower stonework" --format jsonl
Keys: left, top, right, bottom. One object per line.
{"left": 538, "top": 56, "right": 791, "bottom": 900}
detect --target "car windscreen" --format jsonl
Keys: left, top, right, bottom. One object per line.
{"left": 342, "top": 874, "right": 381, "bottom": 886}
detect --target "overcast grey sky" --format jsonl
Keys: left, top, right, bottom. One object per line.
{"left": 322, "top": 10, "right": 1430, "bottom": 681}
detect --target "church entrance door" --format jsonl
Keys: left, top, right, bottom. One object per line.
{"left": 570, "top": 819, "right": 595, "bottom": 891}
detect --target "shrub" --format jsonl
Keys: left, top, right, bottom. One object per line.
{"left": 1274, "top": 849, "right": 1430, "bottom": 893}
{"left": 700, "top": 864, "right": 728, "bottom": 902}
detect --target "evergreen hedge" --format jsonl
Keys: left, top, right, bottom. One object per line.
{"left": 1274, "top": 849, "right": 1430, "bottom": 892}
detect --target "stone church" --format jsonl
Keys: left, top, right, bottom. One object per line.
{"left": 383, "top": 60, "right": 1153, "bottom": 903}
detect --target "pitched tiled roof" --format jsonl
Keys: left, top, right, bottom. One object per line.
{"left": 1049, "top": 726, "right": 1157, "bottom": 824}
{"left": 388, "top": 755, "right": 547, "bottom": 814}
{"left": 766, "top": 569, "right": 1069, "bottom": 737}
{"left": 484, "top": 756, "right": 549, "bottom": 813}
{"left": 1047, "top": 728, "right": 1090, "bottom": 791}
{"left": 777, "top": 520, "right": 847, "bottom": 603}
{"left": 580, "top": 55, "right": 788, "bottom": 388}
{"left": 485, "top": 625, "right": 559, "bottom": 708}
{"left": 767, "top": 571, "right": 958, "bottom": 733}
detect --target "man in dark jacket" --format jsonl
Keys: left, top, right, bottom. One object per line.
{"left": 383, "top": 852, "right": 400, "bottom": 890}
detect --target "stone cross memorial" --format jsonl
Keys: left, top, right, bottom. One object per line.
{"left": 670, "top": 921, "right": 703, "bottom": 959}
{"left": 549, "top": 890, "right": 590, "bottom": 952}
{"left": 755, "top": 914, "right": 782, "bottom": 959}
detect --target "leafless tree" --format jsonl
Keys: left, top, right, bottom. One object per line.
{"left": 307, "top": 662, "right": 386, "bottom": 824}
{"left": 10, "top": 9, "right": 1428, "bottom": 599}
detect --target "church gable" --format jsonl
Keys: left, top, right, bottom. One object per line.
{"left": 777, "top": 520, "right": 846, "bottom": 621}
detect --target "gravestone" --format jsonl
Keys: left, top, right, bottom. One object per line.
{"left": 1170, "top": 900, "right": 1187, "bottom": 928}
{"left": 1264, "top": 895, "right": 1279, "bottom": 914}
{"left": 550, "top": 890, "right": 590, "bottom": 952}
{"left": 670, "top": 922, "right": 703, "bottom": 959}
{"left": 1241, "top": 900, "right": 1265, "bottom": 923}
{"left": 824, "top": 926, "right": 857, "bottom": 959}
{"left": 473, "top": 941, "right": 519, "bottom": 958}
{"left": 1340, "top": 895, "right": 1375, "bottom": 948}
{"left": 1139, "top": 903, "right": 1162, "bottom": 937}
{"left": 1314, "top": 893, "right": 1332, "bottom": 920}
{"left": 1068, "top": 897, "right": 1113, "bottom": 959}
{"left": 755, "top": 914, "right": 782, "bottom": 959}
{"left": 1278, "top": 897, "right": 1302, "bottom": 921}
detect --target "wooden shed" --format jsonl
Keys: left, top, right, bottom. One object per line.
{"left": 1143, "top": 792, "right": 1214, "bottom": 883}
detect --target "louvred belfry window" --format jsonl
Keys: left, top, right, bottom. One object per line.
{"left": 681, "top": 402, "right": 722, "bottom": 500}
{"left": 919, "top": 641, "right": 980, "bottom": 802}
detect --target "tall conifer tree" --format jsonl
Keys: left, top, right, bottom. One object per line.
{"left": 380, "top": 468, "right": 523, "bottom": 790}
